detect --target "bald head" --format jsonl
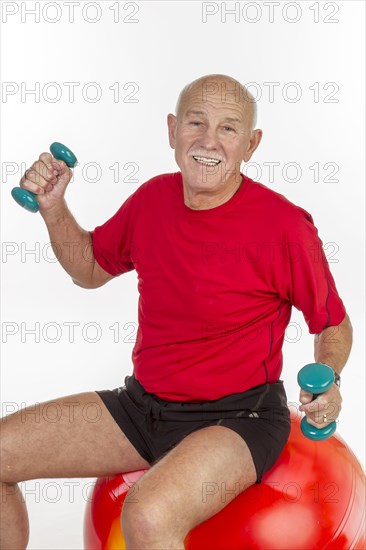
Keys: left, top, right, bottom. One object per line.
{"left": 175, "top": 74, "right": 257, "bottom": 131}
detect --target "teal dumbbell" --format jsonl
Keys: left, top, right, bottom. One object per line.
{"left": 297, "top": 362, "right": 337, "bottom": 441}
{"left": 11, "top": 142, "right": 78, "bottom": 213}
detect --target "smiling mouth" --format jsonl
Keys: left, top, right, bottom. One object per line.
{"left": 192, "top": 156, "right": 222, "bottom": 167}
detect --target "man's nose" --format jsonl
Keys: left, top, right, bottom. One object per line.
{"left": 198, "top": 126, "right": 219, "bottom": 149}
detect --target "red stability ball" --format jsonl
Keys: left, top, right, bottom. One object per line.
{"left": 84, "top": 412, "right": 366, "bottom": 550}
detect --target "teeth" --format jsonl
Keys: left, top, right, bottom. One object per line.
{"left": 193, "top": 156, "right": 221, "bottom": 166}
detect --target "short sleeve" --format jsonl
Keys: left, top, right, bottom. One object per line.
{"left": 278, "top": 206, "right": 346, "bottom": 334}
{"left": 89, "top": 193, "right": 136, "bottom": 276}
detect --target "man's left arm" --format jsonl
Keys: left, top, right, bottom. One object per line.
{"left": 299, "top": 313, "right": 353, "bottom": 427}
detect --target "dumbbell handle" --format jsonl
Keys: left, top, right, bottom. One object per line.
{"left": 11, "top": 142, "right": 77, "bottom": 213}
{"left": 297, "top": 362, "right": 337, "bottom": 441}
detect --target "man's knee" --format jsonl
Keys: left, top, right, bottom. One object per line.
{"left": 121, "top": 487, "right": 178, "bottom": 542}
{"left": 0, "top": 411, "right": 28, "bottom": 484}
{"left": 0, "top": 479, "right": 21, "bottom": 503}
{"left": 121, "top": 499, "right": 159, "bottom": 543}
{"left": 0, "top": 450, "right": 19, "bottom": 484}
{"left": 0, "top": 429, "right": 19, "bottom": 484}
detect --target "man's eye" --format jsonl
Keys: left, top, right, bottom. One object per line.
{"left": 223, "top": 126, "right": 234, "bottom": 132}
{"left": 190, "top": 121, "right": 202, "bottom": 126}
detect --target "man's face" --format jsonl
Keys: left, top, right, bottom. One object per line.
{"left": 167, "top": 81, "right": 261, "bottom": 192}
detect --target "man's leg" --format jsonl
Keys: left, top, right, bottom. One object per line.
{"left": 0, "top": 391, "right": 151, "bottom": 550}
{"left": 121, "top": 424, "right": 257, "bottom": 549}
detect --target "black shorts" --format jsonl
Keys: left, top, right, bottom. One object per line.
{"left": 96, "top": 374, "right": 291, "bottom": 483}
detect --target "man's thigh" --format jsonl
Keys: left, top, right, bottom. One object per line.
{"left": 122, "top": 424, "right": 257, "bottom": 541}
{"left": 0, "top": 391, "right": 150, "bottom": 483}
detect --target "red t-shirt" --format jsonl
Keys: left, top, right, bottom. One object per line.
{"left": 90, "top": 172, "right": 346, "bottom": 401}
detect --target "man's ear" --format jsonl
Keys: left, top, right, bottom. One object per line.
{"left": 167, "top": 113, "right": 177, "bottom": 149}
{"left": 243, "top": 129, "right": 263, "bottom": 162}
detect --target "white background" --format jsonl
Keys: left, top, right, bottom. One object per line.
{"left": 1, "top": 1, "right": 365, "bottom": 548}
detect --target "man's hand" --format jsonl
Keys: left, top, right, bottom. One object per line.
{"left": 19, "top": 152, "right": 72, "bottom": 214}
{"left": 300, "top": 313, "right": 351, "bottom": 430}
{"left": 299, "top": 384, "right": 342, "bottom": 429}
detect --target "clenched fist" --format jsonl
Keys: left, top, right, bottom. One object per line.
{"left": 19, "top": 152, "right": 73, "bottom": 213}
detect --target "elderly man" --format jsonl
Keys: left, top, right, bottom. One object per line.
{"left": 1, "top": 74, "right": 351, "bottom": 550}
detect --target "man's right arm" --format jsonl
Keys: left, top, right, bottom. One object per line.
{"left": 41, "top": 201, "right": 114, "bottom": 289}
{"left": 19, "top": 151, "right": 114, "bottom": 289}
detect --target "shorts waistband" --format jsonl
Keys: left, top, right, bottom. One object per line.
{"left": 124, "top": 374, "right": 289, "bottom": 433}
